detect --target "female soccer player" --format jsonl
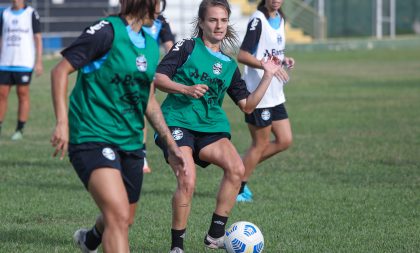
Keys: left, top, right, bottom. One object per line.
{"left": 50, "top": 0, "right": 185, "bottom": 252}
{"left": 0, "top": 0, "right": 43, "bottom": 140}
{"left": 236, "top": 0, "right": 295, "bottom": 202}
{"left": 153, "top": 0, "right": 287, "bottom": 252}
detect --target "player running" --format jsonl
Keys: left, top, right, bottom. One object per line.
{"left": 153, "top": 0, "right": 287, "bottom": 252}
{"left": 236, "top": 0, "right": 295, "bottom": 202}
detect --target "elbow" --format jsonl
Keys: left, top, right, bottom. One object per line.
{"left": 242, "top": 107, "right": 254, "bottom": 115}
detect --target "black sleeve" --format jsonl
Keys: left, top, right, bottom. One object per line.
{"left": 61, "top": 20, "right": 114, "bottom": 70}
{"left": 227, "top": 67, "right": 250, "bottom": 104}
{"left": 239, "top": 17, "right": 262, "bottom": 54}
{"left": 157, "top": 15, "right": 175, "bottom": 44}
{"left": 0, "top": 11, "right": 3, "bottom": 37}
{"left": 156, "top": 38, "right": 195, "bottom": 78}
{"left": 32, "top": 9, "right": 41, "bottom": 34}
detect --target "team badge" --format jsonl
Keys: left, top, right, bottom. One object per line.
{"left": 213, "top": 62, "right": 223, "bottom": 75}
{"left": 136, "top": 55, "right": 147, "bottom": 72}
{"left": 21, "top": 75, "right": 29, "bottom": 83}
{"left": 261, "top": 109, "right": 271, "bottom": 121}
{"left": 172, "top": 129, "right": 183, "bottom": 141}
{"left": 102, "top": 147, "right": 116, "bottom": 161}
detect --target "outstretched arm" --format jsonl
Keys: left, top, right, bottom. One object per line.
{"left": 237, "top": 58, "right": 282, "bottom": 114}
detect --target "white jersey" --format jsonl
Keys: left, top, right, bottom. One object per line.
{"left": 243, "top": 10, "right": 286, "bottom": 108}
{"left": 0, "top": 6, "right": 37, "bottom": 69}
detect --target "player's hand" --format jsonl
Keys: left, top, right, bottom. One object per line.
{"left": 35, "top": 61, "right": 43, "bottom": 77}
{"left": 283, "top": 57, "right": 295, "bottom": 69}
{"left": 261, "top": 56, "right": 289, "bottom": 82}
{"left": 185, "top": 84, "right": 208, "bottom": 98}
{"left": 167, "top": 145, "right": 187, "bottom": 176}
{"left": 50, "top": 122, "right": 69, "bottom": 160}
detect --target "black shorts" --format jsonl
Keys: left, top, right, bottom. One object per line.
{"left": 68, "top": 142, "right": 145, "bottom": 203}
{"left": 155, "top": 126, "right": 230, "bottom": 168}
{"left": 0, "top": 71, "right": 33, "bottom": 85}
{"left": 245, "top": 103, "right": 289, "bottom": 127}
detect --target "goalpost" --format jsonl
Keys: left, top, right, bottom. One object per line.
{"left": 375, "top": 0, "right": 396, "bottom": 39}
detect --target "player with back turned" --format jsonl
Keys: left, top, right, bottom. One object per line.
{"left": 50, "top": 0, "right": 185, "bottom": 252}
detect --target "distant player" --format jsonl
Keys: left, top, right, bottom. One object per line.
{"left": 0, "top": 0, "right": 43, "bottom": 140}
{"left": 141, "top": 0, "right": 175, "bottom": 174}
{"left": 236, "top": 0, "right": 295, "bottom": 202}
{"left": 154, "top": 0, "right": 285, "bottom": 252}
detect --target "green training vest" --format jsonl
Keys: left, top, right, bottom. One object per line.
{"left": 161, "top": 38, "right": 238, "bottom": 134}
{"left": 69, "top": 16, "right": 159, "bottom": 150}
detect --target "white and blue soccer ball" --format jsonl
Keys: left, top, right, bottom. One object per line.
{"left": 224, "top": 221, "right": 264, "bottom": 253}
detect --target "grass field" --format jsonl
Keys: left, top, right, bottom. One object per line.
{"left": 0, "top": 47, "right": 419, "bottom": 252}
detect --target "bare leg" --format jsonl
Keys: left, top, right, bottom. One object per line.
{"left": 0, "top": 85, "right": 11, "bottom": 122}
{"left": 199, "top": 138, "right": 244, "bottom": 216}
{"left": 172, "top": 146, "right": 196, "bottom": 229}
{"left": 242, "top": 119, "right": 292, "bottom": 181}
{"left": 88, "top": 168, "right": 130, "bottom": 253}
{"left": 16, "top": 85, "right": 30, "bottom": 122}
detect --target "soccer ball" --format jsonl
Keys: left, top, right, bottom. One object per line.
{"left": 224, "top": 221, "right": 264, "bottom": 253}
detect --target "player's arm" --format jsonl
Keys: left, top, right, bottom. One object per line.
{"left": 34, "top": 33, "right": 43, "bottom": 76}
{"left": 154, "top": 39, "right": 208, "bottom": 98}
{"left": 32, "top": 10, "right": 43, "bottom": 76}
{"left": 232, "top": 60, "right": 281, "bottom": 114}
{"left": 145, "top": 83, "right": 186, "bottom": 176}
{"left": 237, "top": 17, "right": 263, "bottom": 69}
{"left": 158, "top": 15, "right": 175, "bottom": 53}
{"left": 50, "top": 20, "right": 113, "bottom": 159}
{"left": 50, "top": 58, "right": 76, "bottom": 160}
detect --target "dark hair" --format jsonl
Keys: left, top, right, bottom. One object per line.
{"left": 192, "top": 0, "right": 238, "bottom": 51}
{"left": 258, "top": 0, "right": 286, "bottom": 19}
{"left": 119, "top": 0, "right": 166, "bottom": 21}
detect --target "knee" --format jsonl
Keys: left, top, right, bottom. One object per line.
{"left": 178, "top": 177, "right": 196, "bottom": 199}
{"left": 274, "top": 136, "right": 293, "bottom": 152}
{"left": 103, "top": 208, "right": 130, "bottom": 230}
{"left": 225, "top": 160, "right": 245, "bottom": 183}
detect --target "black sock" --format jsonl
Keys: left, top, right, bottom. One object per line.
{"left": 142, "top": 143, "right": 147, "bottom": 156}
{"left": 239, "top": 181, "right": 247, "bottom": 194}
{"left": 85, "top": 225, "right": 102, "bottom": 250}
{"left": 171, "top": 228, "right": 186, "bottom": 250}
{"left": 16, "top": 120, "right": 25, "bottom": 132}
{"left": 208, "top": 213, "right": 228, "bottom": 238}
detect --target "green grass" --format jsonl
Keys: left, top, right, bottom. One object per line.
{"left": 0, "top": 48, "right": 419, "bottom": 252}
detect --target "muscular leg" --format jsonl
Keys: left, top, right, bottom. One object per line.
{"left": 172, "top": 146, "right": 196, "bottom": 229}
{"left": 88, "top": 168, "right": 130, "bottom": 253}
{"left": 242, "top": 119, "right": 292, "bottom": 181}
{"left": 199, "top": 138, "right": 244, "bottom": 216}
{"left": 259, "top": 119, "right": 292, "bottom": 162}
{"left": 0, "top": 85, "right": 11, "bottom": 122}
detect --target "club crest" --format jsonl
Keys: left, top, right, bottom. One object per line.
{"left": 261, "top": 109, "right": 271, "bottom": 121}
{"left": 136, "top": 55, "right": 147, "bottom": 72}
{"left": 172, "top": 129, "right": 183, "bottom": 141}
{"left": 102, "top": 147, "right": 116, "bottom": 161}
{"left": 213, "top": 62, "right": 223, "bottom": 75}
